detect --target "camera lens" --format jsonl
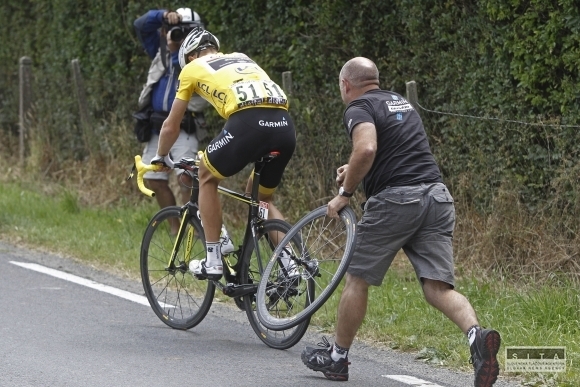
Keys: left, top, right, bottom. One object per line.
{"left": 169, "top": 27, "right": 184, "bottom": 41}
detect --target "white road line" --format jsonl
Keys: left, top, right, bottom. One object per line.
{"left": 382, "top": 375, "right": 445, "bottom": 386}
{"left": 10, "top": 261, "right": 173, "bottom": 308}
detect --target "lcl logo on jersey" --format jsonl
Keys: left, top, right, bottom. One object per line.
{"left": 197, "top": 82, "right": 226, "bottom": 103}
{"left": 212, "top": 90, "right": 226, "bottom": 102}
{"left": 198, "top": 82, "right": 210, "bottom": 95}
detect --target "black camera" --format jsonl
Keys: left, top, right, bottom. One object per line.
{"left": 167, "top": 24, "right": 191, "bottom": 41}
{"left": 166, "top": 21, "right": 201, "bottom": 42}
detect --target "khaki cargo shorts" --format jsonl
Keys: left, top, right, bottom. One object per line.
{"left": 347, "top": 182, "right": 456, "bottom": 287}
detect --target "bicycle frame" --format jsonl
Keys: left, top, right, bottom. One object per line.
{"left": 132, "top": 153, "right": 275, "bottom": 298}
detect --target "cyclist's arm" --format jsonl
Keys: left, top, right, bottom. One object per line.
{"left": 134, "top": 10, "right": 166, "bottom": 59}
{"left": 157, "top": 98, "right": 188, "bottom": 156}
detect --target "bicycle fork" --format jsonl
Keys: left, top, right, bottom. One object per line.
{"left": 166, "top": 208, "right": 192, "bottom": 270}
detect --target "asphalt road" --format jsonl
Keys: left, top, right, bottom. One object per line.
{"left": 0, "top": 241, "right": 523, "bottom": 387}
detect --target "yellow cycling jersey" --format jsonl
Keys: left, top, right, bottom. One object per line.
{"left": 175, "top": 52, "right": 289, "bottom": 119}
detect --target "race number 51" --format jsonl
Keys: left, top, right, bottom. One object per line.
{"left": 258, "top": 201, "right": 269, "bottom": 220}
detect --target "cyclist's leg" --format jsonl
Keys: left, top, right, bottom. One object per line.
{"left": 254, "top": 111, "right": 296, "bottom": 270}
{"left": 197, "top": 121, "right": 250, "bottom": 243}
{"left": 254, "top": 108, "right": 296, "bottom": 226}
{"left": 195, "top": 115, "right": 258, "bottom": 275}
{"left": 244, "top": 176, "right": 284, "bottom": 222}
{"left": 197, "top": 160, "right": 224, "bottom": 242}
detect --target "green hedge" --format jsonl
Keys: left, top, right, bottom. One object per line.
{"left": 1, "top": 0, "right": 579, "bottom": 212}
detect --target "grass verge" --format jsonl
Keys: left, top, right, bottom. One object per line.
{"left": 1, "top": 181, "right": 578, "bottom": 386}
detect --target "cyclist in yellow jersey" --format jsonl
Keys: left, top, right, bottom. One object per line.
{"left": 177, "top": 52, "right": 290, "bottom": 119}
{"left": 152, "top": 27, "right": 297, "bottom": 280}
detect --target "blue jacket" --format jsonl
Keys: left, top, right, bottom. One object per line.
{"left": 134, "top": 10, "right": 180, "bottom": 113}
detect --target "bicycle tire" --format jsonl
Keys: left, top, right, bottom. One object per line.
{"left": 140, "top": 206, "right": 215, "bottom": 330}
{"left": 255, "top": 205, "right": 357, "bottom": 331}
{"left": 240, "top": 219, "right": 312, "bottom": 349}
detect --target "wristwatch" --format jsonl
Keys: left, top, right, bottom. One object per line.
{"left": 338, "top": 186, "right": 353, "bottom": 198}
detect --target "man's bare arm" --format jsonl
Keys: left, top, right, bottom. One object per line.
{"left": 327, "top": 122, "right": 377, "bottom": 217}
{"left": 341, "top": 122, "right": 377, "bottom": 192}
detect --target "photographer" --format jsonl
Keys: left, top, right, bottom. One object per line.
{"left": 134, "top": 7, "right": 209, "bottom": 234}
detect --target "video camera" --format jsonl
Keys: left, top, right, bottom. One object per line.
{"left": 165, "top": 7, "right": 203, "bottom": 42}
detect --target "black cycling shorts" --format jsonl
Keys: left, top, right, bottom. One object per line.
{"left": 203, "top": 107, "right": 296, "bottom": 194}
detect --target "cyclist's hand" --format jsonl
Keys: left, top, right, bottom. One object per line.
{"left": 336, "top": 164, "right": 349, "bottom": 187}
{"left": 327, "top": 195, "right": 349, "bottom": 219}
{"left": 151, "top": 153, "right": 174, "bottom": 170}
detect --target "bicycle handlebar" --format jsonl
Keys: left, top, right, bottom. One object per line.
{"left": 130, "top": 150, "right": 272, "bottom": 198}
{"left": 134, "top": 155, "right": 162, "bottom": 197}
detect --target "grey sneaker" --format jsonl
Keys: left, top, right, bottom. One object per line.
{"left": 301, "top": 337, "right": 350, "bottom": 381}
{"left": 470, "top": 328, "right": 501, "bottom": 387}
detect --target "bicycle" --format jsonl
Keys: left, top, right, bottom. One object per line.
{"left": 255, "top": 204, "right": 358, "bottom": 331}
{"left": 129, "top": 152, "right": 311, "bottom": 349}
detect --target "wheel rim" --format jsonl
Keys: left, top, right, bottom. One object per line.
{"left": 256, "top": 206, "right": 356, "bottom": 330}
{"left": 141, "top": 208, "right": 214, "bottom": 329}
{"left": 242, "top": 219, "right": 311, "bottom": 349}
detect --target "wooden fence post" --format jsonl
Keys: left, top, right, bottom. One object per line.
{"left": 19, "top": 56, "right": 33, "bottom": 166}
{"left": 282, "top": 71, "right": 292, "bottom": 96}
{"left": 405, "top": 80, "right": 419, "bottom": 110}
{"left": 71, "top": 58, "right": 93, "bottom": 154}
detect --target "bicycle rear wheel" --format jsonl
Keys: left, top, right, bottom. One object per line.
{"left": 141, "top": 206, "right": 214, "bottom": 330}
{"left": 256, "top": 205, "right": 357, "bottom": 331}
{"left": 240, "top": 219, "right": 312, "bottom": 349}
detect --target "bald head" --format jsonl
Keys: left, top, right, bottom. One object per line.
{"left": 339, "top": 57, "right": 380, "bottom": 89}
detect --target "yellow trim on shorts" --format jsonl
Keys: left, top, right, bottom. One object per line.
{"left": 259, "top": 185, "right": 276, "bottom": 195}
{"left": 201, "top": 150, "right": 226, "bottom": 180}
{"left": 248, "top": 170, "right": 277, "bottom": 196}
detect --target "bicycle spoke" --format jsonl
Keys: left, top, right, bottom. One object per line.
{"left": 141, "top": 207, "right": 214, "bottom": 330}
{"left": 256, "top": 206, "right": 357, "bottom": 330}
{"left": 241, "top": 219, "right": 311, "bottom": 349}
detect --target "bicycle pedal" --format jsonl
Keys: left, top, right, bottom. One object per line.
{"left": 193, "top": 273, "right": 208, "bottom": 280}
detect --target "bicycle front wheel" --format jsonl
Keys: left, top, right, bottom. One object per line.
{"left": 240, "top": 219, "right": 312, "bottom": 350}
{"left": 140, "top": 206, "right": 215, "bottom": 330}
{"left": 256, "top": 205, "right": 357, "bottom": 331}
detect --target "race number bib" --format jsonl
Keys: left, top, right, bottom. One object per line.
{"left": 232, "top": 80, "right": 288, "bottom": 109}
{"left": 258, "top": 201, "right": 269, "bottom": 220}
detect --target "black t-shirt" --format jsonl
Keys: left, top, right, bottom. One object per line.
{"left": 343, "top": 89, "right": 442, "bottom": 198}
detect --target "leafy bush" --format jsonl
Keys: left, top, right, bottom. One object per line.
{"left": 1, "top": 0, "right": 580, "bottom": 278}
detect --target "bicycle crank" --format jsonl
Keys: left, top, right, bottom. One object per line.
{"left": 218, "top": 282, "right": 258, "bottom": 298}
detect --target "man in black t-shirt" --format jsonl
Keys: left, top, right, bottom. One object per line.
{"left": 301, "top": 57, "right": 501, "bottom": 387}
